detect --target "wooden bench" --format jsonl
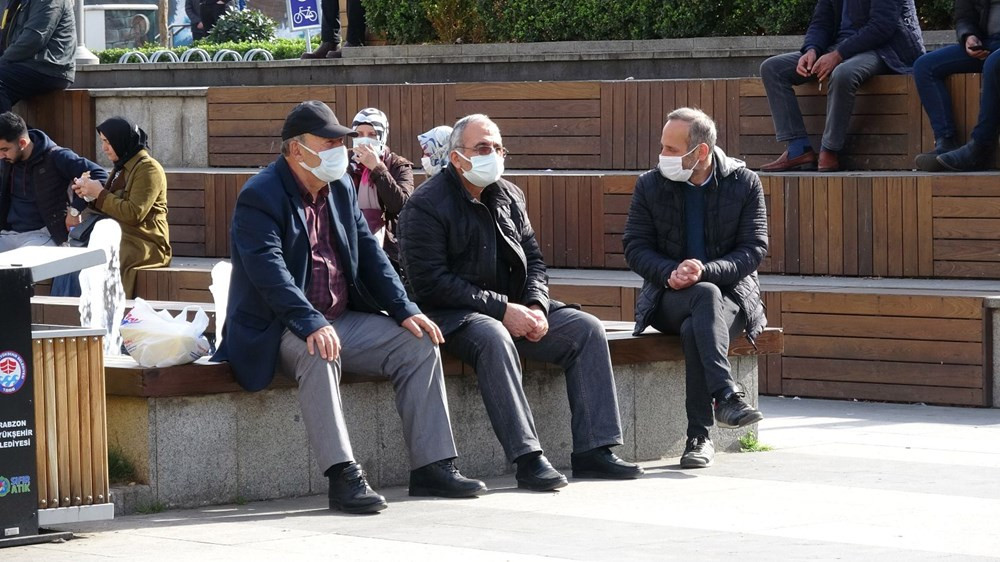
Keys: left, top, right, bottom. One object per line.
{"left": 23, "top": 74, "right": 992, "bottom": 173}
{"left": 99, "top": 322, "right": 780, "bottom": 512}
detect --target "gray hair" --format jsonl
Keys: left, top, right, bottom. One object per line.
{"left": 448, "top": 114, "right": 496, "bottom": 153}
{"left": 666, "top": 107, "right": 717, "bottom": 153}
{"left": 280, "top": 134, "right": 305, "bottom": 157}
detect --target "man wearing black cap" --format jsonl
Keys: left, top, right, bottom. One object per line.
{"left": 213, "top": 101, "right": 485, "bottom": 514}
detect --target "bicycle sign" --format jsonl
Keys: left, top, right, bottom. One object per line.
{"left": 287, "top": 0, "right": 321, "bottom": 31}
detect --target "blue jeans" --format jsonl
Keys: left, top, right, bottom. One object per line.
{"left": 650, "top": 283, "right": 746, "bottom": 439}
{"left": 760, "top": 48, "right": 889, "bottom": 152}
{"left": 913, "top": 37, "right": 1000, "bottom": 145}
{"left": 0, "top": 62, "right": 71, "bottom": 113}
{"left": 442, "top": 307, "right": 625, "bottom": 462}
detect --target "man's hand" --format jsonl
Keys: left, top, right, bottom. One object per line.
{"left": 524, "top": 305, "right": 548, "bottom": 342}
{"left": 196, "top": 22, "right": 204, "bottom": 30}
{"left": 352, "top": 144, "right": 381, "bottom": 170}
{"left": 65, "top": 212, "right": 81, "bottom": 232}
{"left": 306, "top": 325, "right": 340, "bottom": 361}
{"left": 796, "top": 49, "right": 818, "bottom": 77}
{"left": 811, "top": 50, "right": 843, "bottom": 83}
{"left": 401, "top": 313, "right": 445, "bottom": 345}
{"left": 668, "top": 259, "right": 703, "bottom": 290}
{"left": 502, "top": 303, "right": 540, "bottom": 338}
{"left": 966, "top": 35, "right": 989, "bottom": 60}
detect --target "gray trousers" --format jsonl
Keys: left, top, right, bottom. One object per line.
{"left": 278, "top": 311, "right": 458, "bottom": 473}
{"left": 442, "top": 307, "right": 624, "bottom": 462}
{"left": 0, "top": 227, "right": 55, "bottom": 252}
{"left": 760, "top": 48, "right": 889, "bottom": 152}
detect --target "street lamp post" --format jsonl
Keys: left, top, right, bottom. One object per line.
{"left": 75, "top": 0, "right": 99, "bottom": 65}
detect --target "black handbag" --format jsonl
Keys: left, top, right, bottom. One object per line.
{"left": 67, "top": 213, "right": 107, "bottom": 247}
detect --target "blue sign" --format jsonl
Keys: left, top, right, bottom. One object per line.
{"left": 287, "top": 0, "right": 321, "bottom": 31}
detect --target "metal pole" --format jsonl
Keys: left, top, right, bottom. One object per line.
{"left": 75, "top": 0, "right": 99, "bottom": 65}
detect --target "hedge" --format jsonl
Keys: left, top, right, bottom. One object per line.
{"left": 361, "top": 0, "right": 955, "bottom": 44}
{"left": 97, "top": 39, "right": 308, "bottom": 64}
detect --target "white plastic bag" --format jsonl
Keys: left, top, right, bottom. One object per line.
{"left": 120, "top": 298, "right": 211, "bottom": 368}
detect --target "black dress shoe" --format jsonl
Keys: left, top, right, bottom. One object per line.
{"left": 409, "top": 458, "right": 487, "bottom": 498}
{"left": 938, "top": 140, "right": 993, "bottom": 172}
{"left": 328, "top": 462, "right": 387, "bottom": 514}
{"left": 515, "top": 453, "right": 568, "bottom": 491}
{"left": 301, "top": 40, "right": 338, "bottom": 59}
{"left": 571, "top": 446, "right": 644, "bottom": 480}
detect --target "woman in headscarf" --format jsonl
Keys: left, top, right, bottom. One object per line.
{"left": 348, "top": 107, "right": 413, "bottom": 275}
{"left": 417, "top": 125, "right": 453, "bottom": 178}
{"left": 72, "top": 116, "right": 171, "bottom": 297}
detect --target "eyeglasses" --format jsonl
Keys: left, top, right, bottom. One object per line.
{"left": 458, "top": 143, "right": 508, "bottom": 157}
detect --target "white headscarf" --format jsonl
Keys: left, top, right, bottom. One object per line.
{"left": 417, "top": 125, "right": 453, "bottom": 176}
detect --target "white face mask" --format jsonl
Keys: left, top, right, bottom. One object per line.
{"left": 421, "top": 156, "right": 442, "bottom": 177}
{"left": 353, "top": 136, "right": 383, "bottom": 153}
{"left": 658, "top": 145, "right": 699, "bottom": 182}
{"left": 298, "top": 143, "right": 349, "bottom": 183}
{"left": 455, "top": 151, "right": 504, "bottom": 188}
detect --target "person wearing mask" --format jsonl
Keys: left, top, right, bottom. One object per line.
{"left": 348, "top": 107, "right": 413, "bottom": 275}
{"left": 418, "top": 125, "right": 453, "bottom": 177}
{"left": 71, "top": 117, "right": 171, "bottom": 297}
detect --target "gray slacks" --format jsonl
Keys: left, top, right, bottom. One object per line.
{"left": 760, "top": 48, "right": 889, "bottom": 152}
{"left": 442, "top": 307, "right": 624, "bottom": 462}
{"left": 278, "top": 311, "right": 458, "bottom": 473}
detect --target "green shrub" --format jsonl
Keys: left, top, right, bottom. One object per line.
{"left": 207, "top": 7, "right": 277, "bottom": 43}
{"left": 364, "top": 0, "right": 954, "bottom": 44}
{"left": 97, "top": 39, "right": 308, "bottom": 64}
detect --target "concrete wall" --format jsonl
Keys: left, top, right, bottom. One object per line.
{"left": 91, "top": 88, "right": 209, "bottom": 168}
{"left": 107, "top": 356, "right": 759, "bottom": 512}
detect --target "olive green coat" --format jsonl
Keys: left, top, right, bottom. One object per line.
{"left": 92, "top": 150, "right": 171, "bottom": 296}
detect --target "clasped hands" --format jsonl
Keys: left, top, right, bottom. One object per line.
{"left": 668, "top": 258, "right": 704, "bottom": 290}
{"left": 503, "top": 303, "right": 548, "bottom": 342}
{"left": 796, "top": 48, "right": 843, "bottom": 85}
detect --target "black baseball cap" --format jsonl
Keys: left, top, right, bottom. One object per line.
{"left": 281, "top": 100, "right": 357, "bottom": 140}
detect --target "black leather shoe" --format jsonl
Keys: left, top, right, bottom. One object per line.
{"left": 571, "top": 446, "right": 644, "bottom": 479}
{"left": 515, "top": 453, "right": 568, "bottom": 491}
{"left": 409, "top": 458, "right": 487, "bottom": 498}
{"left": 301, "top": 40, "right": 338, "bottom": 59}
{"left": 938, "top": 140, "right": 993, "bottom": 171}
{"left": 328, "top": 462, "right": 387, "bottom": 514}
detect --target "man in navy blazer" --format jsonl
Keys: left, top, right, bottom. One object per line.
{"left": 759, "top": 0, "right": 925, "bottom": 172}
{"left": 213, "top": 101, "right": 485, "bottom": 514}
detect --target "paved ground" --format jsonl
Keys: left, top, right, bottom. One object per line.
{"left": 7, "top": 396, "right": 1000, "bottom": 561}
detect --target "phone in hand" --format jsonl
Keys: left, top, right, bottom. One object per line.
{"left": 969, "top": 44, "right": 989, "bottom": 52}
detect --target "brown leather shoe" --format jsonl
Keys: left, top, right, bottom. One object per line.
{"left": 301, "top": 41, "right": 338, "bottom": 59}
{"left": 818, "top": 149, "right": 839, "bottom": 172}
{"left": 759, "top": 149, "right": 817, "bottom": 172}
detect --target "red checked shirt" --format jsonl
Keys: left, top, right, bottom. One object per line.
{"left": 299, "top": 183, "right": 349, "bottom": 321}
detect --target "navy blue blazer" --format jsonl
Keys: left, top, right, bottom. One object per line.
{"left": 802, "top": 0, "right": 924, "bottom": 74}
{"left": 212, "top": 156, "right": 421, "bottom": 392}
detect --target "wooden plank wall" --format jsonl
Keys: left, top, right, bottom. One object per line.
{"left": 205, "top": 74, "right": 988, "bottom": 171}
{"left": 16, "top": 90, "right": 96, "bottom": 161}
{"left": 931, "top": 175, "right": 1000, "bottom": 279}
{"left": 758, "top": 291, "right": 988, "bottom": 407}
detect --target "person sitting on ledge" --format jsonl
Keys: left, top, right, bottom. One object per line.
{"left": 70, "top": 117, "right": 172, "bottom": 298}
{"left": 301, "top": 0, "right": 366, "bottom": 59}
{"left": 758, "top": 0, "right": 924, "bottom": 172}
{"left": 417, "top": 125, "right": 453, "bottom": 178}
{"left": 399, "top": 114, "right": 644, "bottom": 492}
{"left": 623, "top": 108, "right": 768, "bottom": 469}
{"left": 0, "top": 0, "right": 76, "bottom": 113}
{"left": 914, "top": 0, "right": 1000, "bottom": 172}
{"left": 214, "top": 100, "right": 485, "bottom": 515}
{"left": 0, "top": 112, "right": 106, "bottom": 253}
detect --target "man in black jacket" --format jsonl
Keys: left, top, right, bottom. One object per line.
{"left": 623, "top": 108, "right": 768, "bottom": 469}
{"left": 0, "top": 112, "right": 106, "bottom": 252}
{"left": 0, "top": 0, "right": 77, "bottom": 112}
{"left": 399, "top": 114, "right": 643, "bottom": 491}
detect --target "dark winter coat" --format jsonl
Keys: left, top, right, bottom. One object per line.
{"left": 622, "top": 147, "right": 768, "bottom": 343}
{"left": 802, "top": 0, "right": 925, "bottom": 74}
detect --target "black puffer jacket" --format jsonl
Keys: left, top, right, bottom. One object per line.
{"left": 954, "top": 0, "right": 991, "bottom": 44}
{"left": 398, "top": 164, "right": 554, "bottom": 336}
{"left": 623, "top": 147, "right": 768, "bottom": 342}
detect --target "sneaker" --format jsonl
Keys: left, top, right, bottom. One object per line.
{"left": 714, "top": 391, "right": 764, "bottom": 429}
{"left": 679, "top": 435, "right": 714, "bottom": 468}
{"left": 328, "top": 462, "right": 387, "bottom": 514}
{"left": 409, "top": 458, "right": 487, "bottom": 498}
